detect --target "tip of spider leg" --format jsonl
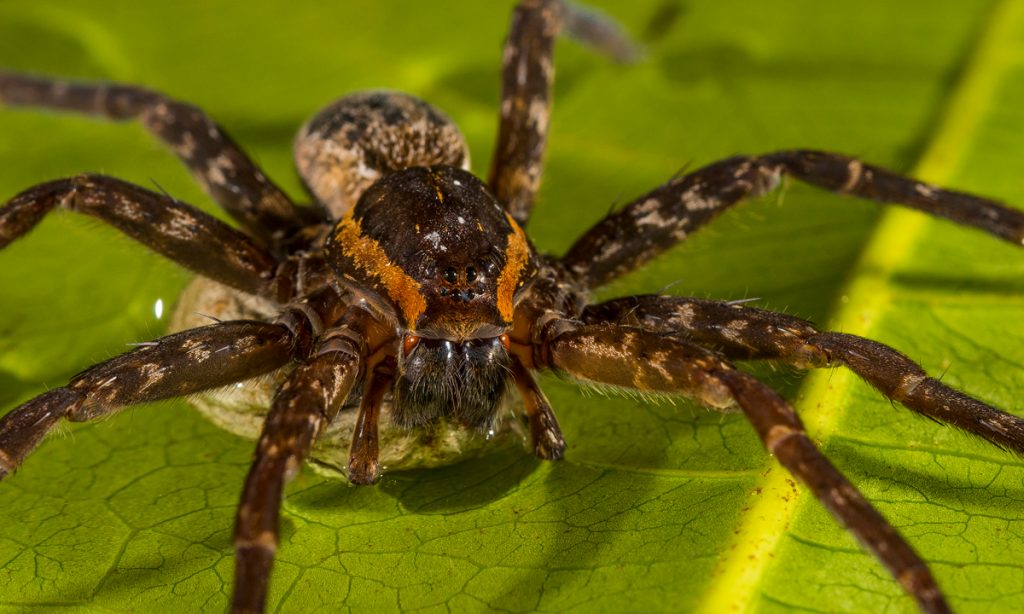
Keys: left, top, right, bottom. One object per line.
{"left": 347, "top": 458, "right": 381, "bottom": 486}
{"left": 561, "top": 0, "right": 646, "bottom": 64}
{"left": 533, "top": 432, "right": 567, "bottom": 461}
{"left": 535, "top": 442, "right": 566, "bottom": 461}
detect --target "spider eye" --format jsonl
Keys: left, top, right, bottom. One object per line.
{"left": 403, "top": 335, "right": 421, "bottom": 355}
{"left": 466, "top": 266, "right": 477, "bottom": 282}
{"left": 443, "top": 267, "right": 458, "bottom": 284}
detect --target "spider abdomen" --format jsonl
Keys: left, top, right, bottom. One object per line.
{"left": 294, "top": 91, "right": 470, "bottom": 219}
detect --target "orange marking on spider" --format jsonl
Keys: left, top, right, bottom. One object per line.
{"left": 333, "top": 214, "right": 427, "bottom": 326}
{"left": 495, "top": 214, "right": 530, "bottom": 322}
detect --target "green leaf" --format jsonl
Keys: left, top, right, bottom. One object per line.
{"left": 1, "top": 1, "right": 1023, "bottom": 612}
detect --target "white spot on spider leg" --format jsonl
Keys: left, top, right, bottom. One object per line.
{"left": 181, "top": 337, "right": 213, "bottom": 362}
{"left": 981, "top": 417, "right": 1010, "bottom": 435}
{"left": 635, "top": 198, "right": 660, "bottom": 213}
{"left": 502, "top": 38, "right": 516, "bottom": 67}
{"left": 207, "top": 165, "right": 226, "bottom": 185}
{"left": 597, "top": 241, "right": 622, "bottom": 261}
{"left": 528, "top": 97, "right": 550, "bottom": 135}
{"left": 137, "top": 363, "right": 169, "bottom": 393}
{"left": 672, "top": 304, "right": 696, "bottom": 328}
{"left": 516, "top": 58, "right": 529, "bottom": 86}
{"left": 840, "top": 159, "right": 863, "bottom": 193}
{"left": 720, "top": 319, "right": 750, "bottom": 344}
{"left": 206, "top": 153, "right": 235, "bottom": 186}
{"left": 539, "top": 55, "right": 554, "bottom": 81}
{"left": 895, "top": 373, "right": 925, "bottom": 399}
{"left": 176, "top": 132, "right": 197, "bottom": 158}
{"left": 680, "top": 189, "right": 721, "bottom": 212}
{"left": 914, "top": 183, "right": 937, "bottom": 199}
{"left": 635, "top": 199, "right": 670, "bottom": 227}
{"left": 160, "top": 207, "right": 201, "bottom": 241}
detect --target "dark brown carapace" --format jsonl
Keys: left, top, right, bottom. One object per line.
{"left": 326, "top": 165, "right": 536, "bottom": 430}
{"left": 2, "top": 2, "right": 1024, "bottom": 614}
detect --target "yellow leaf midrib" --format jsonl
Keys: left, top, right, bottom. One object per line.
{"left": 694, "top": 0, "right": 1024, "bottom": 611}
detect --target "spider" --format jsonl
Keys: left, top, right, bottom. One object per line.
{"left": 2, "top": 1, "right": 1024, "bottom": 613}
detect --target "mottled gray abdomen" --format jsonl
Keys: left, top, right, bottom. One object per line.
{"left": 294, "top": 91, "right": 470, "bottom": 219}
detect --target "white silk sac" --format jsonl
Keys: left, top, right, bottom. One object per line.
{"left": 169, "top": 276, "right": 527, "bottom": 479}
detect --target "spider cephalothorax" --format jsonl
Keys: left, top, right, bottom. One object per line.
{"left": 327, "top": 165, "right": 537, "bottom": 430}
{"left": 327, "top": 166, "right": 536, "bottom": 336}
{"left": 2, "top": 2, "right": 1024, "bottom": 614}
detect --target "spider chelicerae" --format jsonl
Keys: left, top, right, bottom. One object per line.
{"left": 2, "top": 2, "right": 1024, "bottom": 613}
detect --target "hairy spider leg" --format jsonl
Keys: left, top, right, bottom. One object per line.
{"left": 509, "top": 355, "right": 566, "bottom": 459}
{"left": 0, "top": 284, "right": 344, "bottom": 481}
{"left": 0, "top": 72, "right": 308, "bottom": 245}
{"left": 563, "top": 150, "right": 1024, "bottom": 289}
{"left": 233, "top": 331, "right": 363, "bottom": 614}
{"left": 346, "top": 359, "right": 393, "bottom": 486}
{"left": 489, "top": 0, "right": 639, "bottom": 226}
{"left": 539, "top": 322, "right": 951, "bottom": 614}
{"left": 584, "top": 296, "right": 1024, "bottom": 453}
{"left": 489, "top": 0, "right": 560, "bottom": 226}
{"left": 0, "top": 174, "right": 278, "bottom": 296}
{"left": 0, "top": 321, "right": 295, "bottom": 480}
